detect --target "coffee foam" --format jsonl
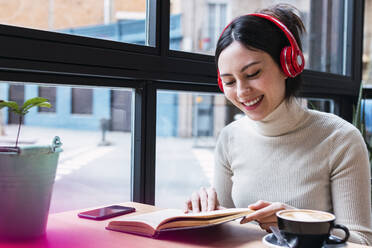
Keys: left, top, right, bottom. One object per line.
{"left": 279, "top": 210, "right": 334, "bottom": 222}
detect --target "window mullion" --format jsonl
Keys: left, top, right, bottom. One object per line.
{"left": 131, "top": 82, "right": 157, "bottom": 204}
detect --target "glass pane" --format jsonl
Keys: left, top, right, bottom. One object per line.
{"left": 155, "top": 90, "right": 238, "bottom": 208}
{"left": 38, "top": 86, "right": 57, "bottom": 113}
{"left": 362, "top": 99, "right": 372, "bottom": 147}
{"left": 171, "top": 0, "right": 351, "bottom": 75}
{"left": 0, "top": 0, "right": 151, "bottom": 46}
{"left": 0, "top": 82, "right": 132, "bottom": 213}
{"left": 72, "top": 88, "right": 93, "bottom": 114}
{"left": 363, "top": 1, "right": 372, "bottom": 85}
{"left": 155, "top": 91, "right": 334, "bottom": 209}
{"left": 303, "top": 98, "right": 335, "bottom": 113}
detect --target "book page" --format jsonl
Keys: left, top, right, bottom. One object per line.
{"left": 109, "top": 209, "right": 185, "bottom": 229}
{"left": 158, "top": 211, "right": 252, "bottom": 230}
{"left": 109, "top": 208, "right": 253, "bottom": 230}
{"left": 180, "top": 208, "right": 253, "bottom": 219}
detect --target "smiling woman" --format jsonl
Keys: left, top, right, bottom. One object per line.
{"left": 184, "top": 4, "right": 372, "bottom": 246}
{"left": 218, "top": 42, "right": 286, "bottom": 121}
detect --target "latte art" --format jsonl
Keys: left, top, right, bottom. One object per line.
{"left": 276, "top": 209, "right": 349, "bottom": 247}
{"left": 279, "top": 210, "right": 334, "bottom": 222}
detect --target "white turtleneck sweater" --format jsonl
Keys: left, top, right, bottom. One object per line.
{"left": 213, "top": 99, "right": 372, "bottom": 245}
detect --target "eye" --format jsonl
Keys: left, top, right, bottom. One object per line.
{"left": 223, "top": 80, "right": 235, "bottom": 86}
{"left": 246, "top": 70, "right": 261, "bottom": 78}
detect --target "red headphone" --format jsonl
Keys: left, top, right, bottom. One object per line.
{"left": 217, "top": 13, "right": 305, "bottom": 92}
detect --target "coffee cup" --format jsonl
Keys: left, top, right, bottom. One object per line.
{"left": 276, "top": 209, "right": 349, "bottom": 248}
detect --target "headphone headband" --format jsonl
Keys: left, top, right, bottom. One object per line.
{"left": 217, "top": 13, "right": 305, "bottom": 92}
{"left": 249, "top": 13, "right": 301, "bottom": 54}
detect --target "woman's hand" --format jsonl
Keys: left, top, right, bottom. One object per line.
{"left": 184, "top": 187, "right": 225, "bottom": 213}
{"left": 241, "top": 200, "right": 295, "bottom": 232}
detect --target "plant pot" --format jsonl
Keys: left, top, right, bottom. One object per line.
{"left": 0, "top": 136, "right": 62, "bottom": 240}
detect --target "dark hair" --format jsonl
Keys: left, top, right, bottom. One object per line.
{"left": 215, "top": 4, "right": 306, "bottom": 99}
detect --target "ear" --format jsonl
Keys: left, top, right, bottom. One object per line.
{"left": 281, "top": 71, "right": 289, "bottom": 80}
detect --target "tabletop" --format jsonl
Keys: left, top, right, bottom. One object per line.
{"left": 0, "top": 202, "right": 369, "bottom": 248}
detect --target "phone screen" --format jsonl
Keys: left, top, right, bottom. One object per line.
{"left": 78, "top": 205, "right": 135, "bottom": 220}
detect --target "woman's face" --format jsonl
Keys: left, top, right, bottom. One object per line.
{"left": 218, "top": 41, "right": 287, "bottom": 121}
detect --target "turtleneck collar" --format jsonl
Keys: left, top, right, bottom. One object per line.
{"left": 247, "top": 98, "right": 308, "bottom": 137}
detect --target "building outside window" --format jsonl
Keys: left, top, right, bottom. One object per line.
{"left": 71, "top": 88, "right": 93, "bottom": 115}
{"left": 205, "top": 2, "right": 227, "bottom": 52}
{"left": 38, "top": 86, "right": 57, "bottom": 113}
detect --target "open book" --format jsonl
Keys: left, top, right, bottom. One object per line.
{"left": 106, "top": 208, "right": 254, "bottom": 238}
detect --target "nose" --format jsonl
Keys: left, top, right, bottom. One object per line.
{"left": 236, "top": 80, "right": 252, "bottom": 100}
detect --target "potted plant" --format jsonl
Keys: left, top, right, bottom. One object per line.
{"left": 0, "top": 97, "right": 62, "bottom": 240}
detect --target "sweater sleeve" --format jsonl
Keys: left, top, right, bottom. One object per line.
{"left": 329, "top": 126, "right": 372, "bottom": 245}
{"left": 213, "top": 128, "right": 235, "bottom": 208}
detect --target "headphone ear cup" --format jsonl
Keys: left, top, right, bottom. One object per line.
{"left": 280, "top": 46, "right": 292, "bottom": 77}
{"left": 292, "top": 51, "right": 305, "bottom": 74}
{"left": 217, "top": 70, "right": 224, "bottom": 92}
{"left": 281, "top": 46, "right": 298, "bottom": 77}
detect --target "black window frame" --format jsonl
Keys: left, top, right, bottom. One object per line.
{"left": 0, "top": 0, "right": 365, "bottom": 205}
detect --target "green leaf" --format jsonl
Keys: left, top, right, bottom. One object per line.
{"left": 21, "top": 97, "right": 51, "bottom": 114}
{"left": 352, "top": 83, "right": 363, "bottom": 128}
{"left": 0, "top": 97, "right": 52, "bottom": 148}
{"left": 36, "top": 102, "right": 52, "bottom": 108}
{"left": 0, "top": 101, "right": 21, "bottom": 114}
{"left": 22, "top": 97, "right": 48, "bottom": 109}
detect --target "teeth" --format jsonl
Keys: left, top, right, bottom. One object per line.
{"left": 243, "top": 96, "right": 262, "bottom": 107}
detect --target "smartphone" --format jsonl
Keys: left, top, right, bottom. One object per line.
{"left": 78, "top": 205, "right": 136, "bottom": 220}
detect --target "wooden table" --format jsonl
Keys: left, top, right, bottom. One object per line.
{"left": 0, "top": 202, "right": 368, "bottom": 248}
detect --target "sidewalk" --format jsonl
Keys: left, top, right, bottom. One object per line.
{"left": 0, "top": 124, "right": 112, "bottom": 150}
{"left": 0, "top": 125, "right": 215, "bottom": 213}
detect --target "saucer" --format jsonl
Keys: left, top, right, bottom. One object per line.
{"left": 262, "top": 233, "right": 288, "bottom": 248}
{"left": 262, "top": 234, "right": 342, "bottom": 248}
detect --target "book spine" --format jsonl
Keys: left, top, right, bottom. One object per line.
{"left": 153, "top": 231, "right": 161, "bottom": 239}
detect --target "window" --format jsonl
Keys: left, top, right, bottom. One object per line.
{"left": 205, "top": 3, "right": 227, "bottom": 52}
{"left": 0, "top": 0, "right": 150, "bottom": 46}
{"left": 363, "top": 1, "right": 372, "bottom": 86}
{"left": 156, "top": 90, "right": 228, "bottom": 208}
{"left": 111, "top": 90, "right": 132, "bottom": 132}
{"left": 38, "top": 86, "right": 56, "bottom": 113}
{"left": 0, "top": 82, "right": 133, "bottom": 213}
{"left": 171, "top": 0, "right": 352, "bottom": 76}
{"left": 362, "top": 99, "right": 372, "bottom": 143}
{"left": 71, "top": 88, "right": 93, "bottom": 115}
{"left": 7, "top": 83, "right": 25, "bottom": 125}
{"left": 303, "top": 98, "right": 335, "bottom": 114}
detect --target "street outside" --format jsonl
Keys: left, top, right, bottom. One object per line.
{"left": 0, "top": 125, "right": 215, "bottom": 213}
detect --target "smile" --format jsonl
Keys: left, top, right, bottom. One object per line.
{"left": 242, "top": 95, "right": 264, "bottom": 107}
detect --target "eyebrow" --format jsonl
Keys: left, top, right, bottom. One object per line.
{"left": 220, "top": 61, "right": 261, "bottom": 77}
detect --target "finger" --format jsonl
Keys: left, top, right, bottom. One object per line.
{"left": 206, "top": 187, "right": 217, "bottom": 211}
{"left": 240, "top": 217, "right": 247, "bottom": 224}
{"left": 248, "top": 200, "right": 271, "bottom": 210}
{"left": 217, "top": 205, "right": 226, "bottom": 210}
{"left": 199, "top": 187, "right": 208, "bottom": 212}
{"left": 255, "top": 215, "right": 278, "bottom": 224}
{"left": 191, "top": 192, "right": 201, "bottom": 213}
{"left": 243, "top": 202, "right": 287, "bottom": 222}
{"left": 184, "top": 198, "right": 192, "bottom": 213}
{"left": 259, "top": 222, "right": 278, "bottom": 233}
{"left": 215, "top": 193, "right": 226, "bottom": 210}
{"left": 241, "top": 216, "right": 254, "bottom": 224}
